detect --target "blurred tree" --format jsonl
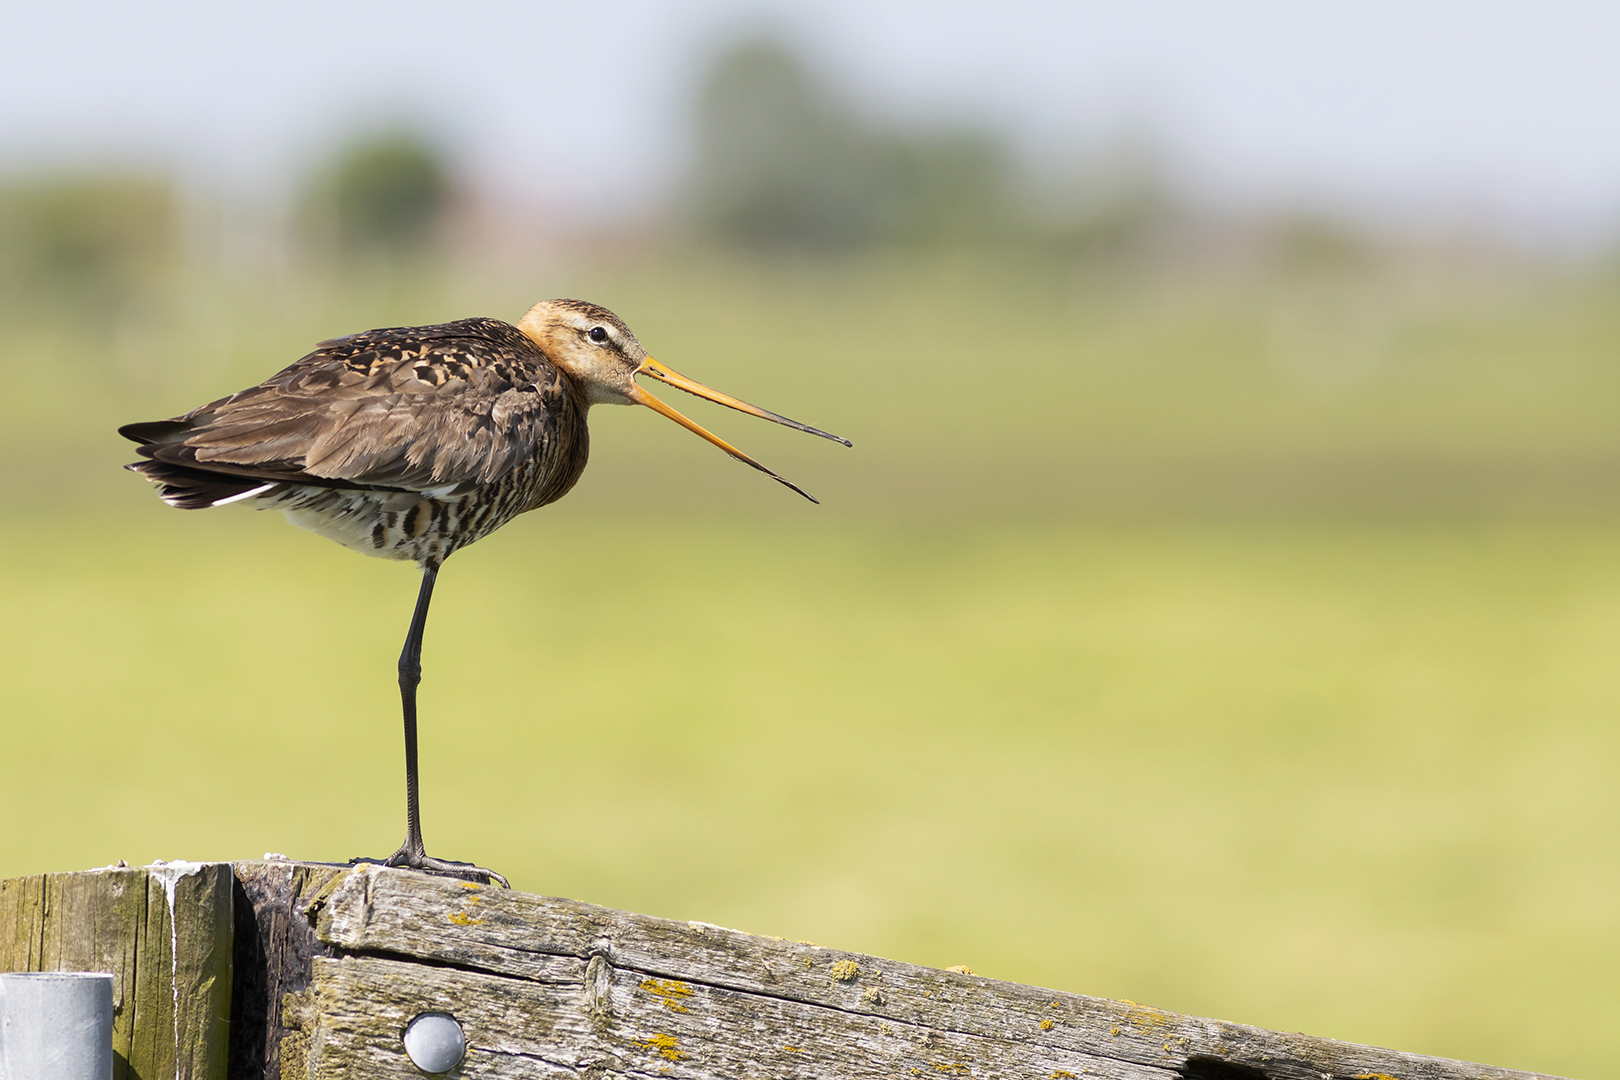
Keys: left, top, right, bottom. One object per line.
{"left": 1037, "top": 138, "right": 1177, "bottom": 264}
{"left": 686, "top": 37, "right": 1016, "bottom": 251}
{"left": 1269, "top": 214, "right": 1375, "bottom": 273}
{"left": 882, "top": 130, "right": 1016, "bottom": 245}
{"left": 689, "top": 39, "right": 885, "bottom": 248}
{"left": 0, "top": 173, "right": 177, "bottom": 314}
{"left": 305, "top": 130, "right": 452, "bottom": 258}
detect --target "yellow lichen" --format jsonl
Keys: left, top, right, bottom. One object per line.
{"left": 946, "top": 965, "right": 973, "bottom": 975}
{"left": 930, "top": 1064, "right": 969, "bottom": 1075}
{"left": 447, "top": 911, "right": 483, "bottom": 926}
{"left": 831, "top": 960, "right": 861, "bottom": 982}
{"left": 1121, "top": 1003, "right": 1171, "bottom": 1031}
{"left": 783, "top": 1045, "right": 805, "bottom": 1053}
{"left": 1052, "top": 1072, "right": 1077, "bottom": 1079}
{"left": 635, "top": 1033, "right": 684, "bottom": 1062}
{"left": 639, "top": 979, "right": 694, "bottom": 1013}
{"left": 1040, "top": 1020, "right": 1054, "bottom": 1031}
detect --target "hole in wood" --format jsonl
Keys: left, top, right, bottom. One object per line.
{"left": 1179, "top": 1055, "right": 1271, "bottom": 1080}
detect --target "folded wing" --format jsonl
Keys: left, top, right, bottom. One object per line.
{"left": 121, "top": 318, "right": 575, "bottom": 503}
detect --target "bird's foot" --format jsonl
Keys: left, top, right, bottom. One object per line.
{"left": 348, "top": 847, "right": 511, "bottom": 889}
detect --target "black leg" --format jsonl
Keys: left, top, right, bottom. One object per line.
{"left": 365, "top": 561, "right": 509, "bottom": 888}
{"left": 395, "top": 562, "right": 436, "bottom": 864}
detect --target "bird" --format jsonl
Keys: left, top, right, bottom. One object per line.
{"left": 119, "top": 298, "right": 849, "bottom": 886}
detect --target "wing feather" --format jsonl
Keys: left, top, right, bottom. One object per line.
{"left": 120, "top": 318, "right": 578, "bottom": 494}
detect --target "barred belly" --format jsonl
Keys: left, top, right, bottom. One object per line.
{"left": 263, "top": 480, "right": 530, "bottom": 568}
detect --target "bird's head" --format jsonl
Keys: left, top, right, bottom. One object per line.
{"left": 516, "top": 298, "right": 849, "bottom": 502}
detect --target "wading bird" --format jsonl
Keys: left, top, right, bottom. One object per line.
{"left": 120, "top": 299, "right": 849, "bottom": 885}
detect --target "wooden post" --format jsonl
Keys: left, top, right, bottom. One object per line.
{"left": 1, "top": 860, "right": 1572, "bottom": 1080}
{"left": 0, "top": 861, "right": 233, "bottom": 1080}
{"left": 229, "top": 861, "right": 349, "bottom": 1080}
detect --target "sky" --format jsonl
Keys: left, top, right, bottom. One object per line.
{"left": 3, "top": 0, "right": 1619, "bottom": 240}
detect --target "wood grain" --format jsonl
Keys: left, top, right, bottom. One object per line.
{"left": 0, "top": 861, "right": 233, "bottom": 1080}
{"left": 295, "top": 954, "right": 1176, "bottom": 1079}
{"left": 293, "top": 863, "right": 1565, "bottom": 1080}
{"left": 1, "top": 861, "right": 1573, "bottom": 1080}
{"left": 227, "top": 860, "right": 348, "bottom": 1080}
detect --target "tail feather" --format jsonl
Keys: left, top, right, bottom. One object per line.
{"left": 126, "top": 460, "right": 278, "bottom": 510}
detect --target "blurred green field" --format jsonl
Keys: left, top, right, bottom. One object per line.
{"left": 3, "top": 253, "right": 1619, "bottom": 1076}
{"left": 14, "top": 249, "right": 1620, "bottom": 519}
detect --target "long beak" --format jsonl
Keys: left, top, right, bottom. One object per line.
{"left": 631, "top": 357, "right": 850, "bottom": 504}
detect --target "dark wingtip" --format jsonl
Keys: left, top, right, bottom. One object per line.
{"left": 118, "top": 419, "right": 190, "bottom": 445}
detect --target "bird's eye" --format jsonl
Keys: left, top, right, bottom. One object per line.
{"left": 588, "top": 326, "right": 609, "bottom": 344}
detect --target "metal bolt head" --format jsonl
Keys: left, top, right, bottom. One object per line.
{"left": 403, "top": 1012, "right": 465, "bottom": 1074}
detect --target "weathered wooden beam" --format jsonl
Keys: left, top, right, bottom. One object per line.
{"left": 1, "top": 861, "right": 1573, "bottom": 1080}
{"left": 0, "top": 861, "right": 233, "bottom": 1080}
{"left": 290, "top": 862, "right": 1562, "bottom": 1080}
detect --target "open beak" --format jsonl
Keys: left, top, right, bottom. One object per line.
{"left": 631, "top": 357, "right": 851, "bottom": 504}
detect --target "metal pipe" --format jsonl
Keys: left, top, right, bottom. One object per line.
{"left": 0, "top": 972, "right": 114, "bottom": 1080}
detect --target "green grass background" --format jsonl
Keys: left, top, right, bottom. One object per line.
{"left": 3, "top": 252, "right": 1619, "bottom": 1076}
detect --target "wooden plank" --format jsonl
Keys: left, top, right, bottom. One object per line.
{"left": 0, "top": 861, "right": 233, "bottom": 1080}
{"left": 227, "top": 859, "right": 348, "bottom": 1080}
{"left": 291, "top": 955, "right": 1177, "bottom": 1080}
{"left": 299, "top": 864, "right": 1565, "bottom": 1080}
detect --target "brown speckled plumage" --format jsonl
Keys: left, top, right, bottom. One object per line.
{"left": 121, "top": 316, "right": 590, "bottom": 568}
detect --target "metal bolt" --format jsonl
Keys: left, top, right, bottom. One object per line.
{"left": 402, "top": 1012, "right": 466, "bottom": 1074}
